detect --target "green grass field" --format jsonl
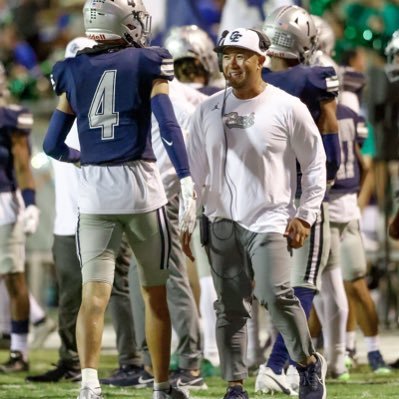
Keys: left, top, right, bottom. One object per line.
{"left": 1, "top": 350, "right": 399, "bottom": 398}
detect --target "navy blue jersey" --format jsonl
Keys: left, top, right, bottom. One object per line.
{"left": 198, "top": 85, "right": 221, "bottom": 96}
{"left": 51, "top": 45, "right": 174, "bottom": 165}
{"left": 262, "top": 64, "right": 339, "bottom": 123}
{"left": 0, "top": 105, "right": 33, "bottom": 193}
{"left": 263, "top": 64, "right": 339, "bottom": 199}
{"left": 331, "top": 104, "right": 366, "bottom": 194}
{"left": 340, "top": 67, "right": 366, "bottom": 102}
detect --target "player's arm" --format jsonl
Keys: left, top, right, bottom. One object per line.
{"left": 151, "top": 79, "right": 196, "bottom": 251}
{"left": 11, "top": 131, "right": 40, "bottom": 233}
{"left": 318, "top": 98, "right": 341, "bottom": 182}
{"left": 151, "top": 79, "right": 191, "bottom": 179}
{"left": 43, "top": 93, "right": 80, "bottom": 163}
{"left": 11, "top": 132, "right": 35, "bottom": 196}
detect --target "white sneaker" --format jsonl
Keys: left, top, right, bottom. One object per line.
{"left": 286, "top": 365, "right": 300, "bottom": 393}
{"left": 77, "top": 387, "right": 103, "bottom": 399}
{"left": 153, "top": 386, "right": 190, "bottom": 399}
{"left": 255, "top": 364, "right": 297, "bottom": 396}
{"left": 30, "top": 317, "right": 57, "bottom": 349}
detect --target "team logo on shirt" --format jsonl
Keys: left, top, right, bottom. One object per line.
{"left": 224, "top": 112, "right": 255, "bottom": 129}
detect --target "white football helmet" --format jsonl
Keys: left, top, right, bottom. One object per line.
{"left": 385, "top": 30, "right": 399, "bottom": 64}
{"left": 263, "top": 5, "right": 317, "bottom": 64}
{"left": 312, "top": 15, "right": 335, "bottom": 56}
{"left": 83, "top": 0, "right": 152, "bottom": 47}
{"left": 164, "top": 25, "right": 219, "bottom": 78}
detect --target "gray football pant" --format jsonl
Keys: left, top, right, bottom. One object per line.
{"left": 53, "top": 234, "right": 141, "bottom": 368}
{"left": 129, "top": 194, "right": 202, "bottom": 370}
{"left": 205, "top": 219, "right": 315, "bottom": 381}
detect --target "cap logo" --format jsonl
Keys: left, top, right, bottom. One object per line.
{"left": 229, "top": 31, "right": 243, "bottom": 42}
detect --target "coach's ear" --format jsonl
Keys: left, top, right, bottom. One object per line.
{"left": 257, "top": 55, "right": 266, "bottom": 69}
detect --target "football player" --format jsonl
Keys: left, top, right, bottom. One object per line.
{"left": 42, "top": 1, "right": 195, "bottom": 398}
{"left": 255, "top": 6, "right": 341, "bottom": 395}
{"left": 0, "top": 61, "right": 39, "bottom": 373}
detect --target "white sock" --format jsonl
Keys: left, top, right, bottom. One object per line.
{"left": 81, "top": 368, "right": 100, "bottom": 391}
{"left": 364, "top": 336, "right": 379, "bottom": 353}
{"left": 154, "top": 381, "right": 170, "bottom": 391}
{"left": 29, "top": 293, "right": 46, "bottom": 325}
{"left": 11, "top": 333, "right": 28, "bottom": 360}
{"left": 316, "top": 268, "right": 349, "bottom": 375}
{"left": 346, "top": 331, "right": 356, "bottom": 350}
{"left": 0, "top": 279, "right": 11, "bottom": 334}
{"left": 199, "top": 276, "right": 219, "bottom": 366}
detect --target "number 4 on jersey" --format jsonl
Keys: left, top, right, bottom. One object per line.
{"left": 89, "top": 70, "right": 119, "bottom": 140}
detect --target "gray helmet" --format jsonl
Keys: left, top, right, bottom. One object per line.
{"left": 83, "top": 0, "right": 152, "bottom": 47}
{"left": 385, "top": 30, "right": 399, "bottom": 64}
{"left": 164, "top": 25, "right": 219, "bottom": 77}
{"left": 310, "top": 50, "right": 338, "bottom": 70}
{"left": 312, "top": 15, "right": 335, "bottom": 56}
{"left": 263, "top": 5, "right": 317, "bottom": 64}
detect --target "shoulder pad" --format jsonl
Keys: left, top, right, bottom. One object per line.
{"left": 3, "top": 105, "right": 33, "bottom": 133}
{"left": 339, "top": 67, "right": 366, "bottom": 94}
{"left": 308, "top": 65, "right": 339, "bottom": 96}
{"left": 51, "top": 59, "right": 70, "bottom": 96}
{"left": 147, "top": 46, "right": 173, "bottom": 58}
{"left": 141, "top": 47, "right": 174, "bottom": 80}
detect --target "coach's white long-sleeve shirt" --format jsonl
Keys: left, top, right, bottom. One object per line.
{"left": 187, "top": 84, "right": 326, "bottom": 234}
{"left": 151, "top": 80, "right": 206, "bottom": 199}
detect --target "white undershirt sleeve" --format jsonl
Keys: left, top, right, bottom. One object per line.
{"left": 290, "top": 101, "right": 327, "bottom": 225}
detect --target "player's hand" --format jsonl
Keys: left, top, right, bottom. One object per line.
{"left": 284, "top": 218, "right": 310, "bottom": 249}
{"left": 181, "top": 231, "right": 195, "bottom": 261}
{"left": 179, "top": 176, "right": 197, "bottom": 235}
{"left": 22, "top": 205, "right": 40, "bottom": 234}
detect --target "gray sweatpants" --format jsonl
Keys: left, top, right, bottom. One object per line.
{"left": 53, "top": 234, "right": 141, "bottom": 368}
{"left": 205, "top": 219, "right": 315, "bottom": 381}
{"left": 129, "top": 194, "right": 202, "bottom": 369}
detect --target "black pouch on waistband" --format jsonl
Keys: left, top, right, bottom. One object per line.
{"left": 199, "top": 213, "right": 210, "bottom": 246}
